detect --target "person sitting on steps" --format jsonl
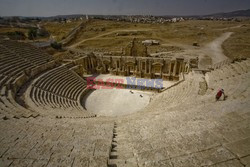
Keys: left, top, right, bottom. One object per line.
{"left": 216, "top": 89, "right": 225, "bottom": 101}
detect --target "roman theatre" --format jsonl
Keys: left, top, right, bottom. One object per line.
{"left": 68, "top": 39, "right": 196, "bottom": 116}
{"left": 0, "top": 36, "right": 249, "bottom": 167}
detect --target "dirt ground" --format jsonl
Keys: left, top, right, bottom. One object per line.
{"left": 84, "top": 89, "right": 153, "bottom": 116}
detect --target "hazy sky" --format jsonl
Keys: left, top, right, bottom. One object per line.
{"left": 0, "top": 0, "right": 250, "bottom": 17}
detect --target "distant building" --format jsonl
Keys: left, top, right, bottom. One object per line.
{"left": 66, "top": 19, "right": 72, "bottom": 23}
{"left": 142, "top": 40, "right": 160, "bottom": 46}
{"left": 172, "top": 18, "right": 177, "bottom": 23}
{"left": 125, "top": 38, "right": 148, "bottom": 57}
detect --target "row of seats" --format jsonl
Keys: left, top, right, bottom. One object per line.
{"left": 0, "top": 86, "right": 39, "bottom": 119}
{"left": 205, "top": 59, "right": 250, "bottom": 96}
{"left": 28, "top": 65, "right": 96, "bottom": 118}
{"left": 0, "top": 40, "right": 54, "bottom": 119}
{"left": 0, "top": 115, "right": 114, "bottom": 166}
{"left": 0, "top": 40, "right": 52, "bottom": 66}
{"left": 111, "top": 59, "right": 250, "bottom": 166}
{"left": 150, "top": 71, "right": 203, "bottom": 111}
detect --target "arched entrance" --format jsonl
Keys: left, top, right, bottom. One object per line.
{"left": 102, "top": 60, "right": 111, "bottom": 74}
{"left": 152, "top": 62, "right": 163, "bottom": 79}
{"left": 125, "top": 61, "right": 135, "bottom": 76}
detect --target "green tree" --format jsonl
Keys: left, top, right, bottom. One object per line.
{"left": 6, "top": 31, "right": 26, "bottom": 40}
{"left": 50, "top": 42, "right": 62, "bottom": 50}
{"left": 37, "top": 28, "right": 49, "bottom": 37}
{"left": 28, "top": 28, "right": 37, "bottom": 40}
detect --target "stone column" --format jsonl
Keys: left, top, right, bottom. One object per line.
{"left": 140, "top": 61, "right": 143, "bottom": 72}
{"left": 168, "top": 61, "right": 172, "bottom": 75}
{"left": 179, "top": 61, "right": 183, "bottom": 74}
{"left": 135, "top": 65, "right": 138, "bottom": 76}
{"left": 83, "top": 59, "right": 85, "bottom": 70}
{"left": 182, "top": 62, "right": 186, "bottom": 73}
{"left": 184, "top": 63, "right": 189, "bottom": 73}
{"left": 119, "top": 59, "right": 122, "bottom": 71}
{"left": 87, "top": 57, "right": 91, "bottom": 69}
{"left": 116, "top": 60, "right": 118, "bottom": 71}
{"left": 90, "top": 58, "right": 92, "bottom": 69}
{"left": 128, "top": 66, "right": 130, "bottom": 76}
{"left": 160, "top": 65, "right": 163, "bottom": 77}
{"left": 173, "top": 60, "right": 177, "bottom": 76}
{"left": 91, "top": 58, "right": 94, "bottom": 70}
{"left": 86, "top": 58, "right": 88, "bottom": 70}
{"left": 122, "top": 66, "right": 125, "bottom": 72}
{"left": 149, "top": 61, "right": 151, "bottom": 74}
{"left": 88, "top": 58, "right": 90, "bottom": 69}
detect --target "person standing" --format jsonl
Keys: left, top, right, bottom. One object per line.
{"left": 216, "top": 89, "right": 225, "bottom": 101}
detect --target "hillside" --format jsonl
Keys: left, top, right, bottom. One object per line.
{"left": 206, "top": 9, "right": 250, "bottom": 18}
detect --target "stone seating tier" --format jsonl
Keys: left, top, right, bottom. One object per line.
{"left": 26, "top": 65, "right": 95, "bottom": 118}
{"left": 109, "top": 59, "right": 250, "bottom": 166}
{"left": 0, "top": 40, "right": 56, "bottom": 119}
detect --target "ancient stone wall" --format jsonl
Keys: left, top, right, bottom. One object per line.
{"left": 72, "top": 38, "right": 197, "bottom": 81}
{"left": 124, "top": 38, "right": 148, "bottom": 57}
{"left": 78, "top": 54, "right": 194, "bottom": 81}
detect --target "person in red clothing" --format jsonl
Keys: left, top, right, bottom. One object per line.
{"left": 216, "top": 89, "right": 225, "bottom": 101}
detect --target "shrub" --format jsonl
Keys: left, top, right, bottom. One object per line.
{"left": 6, "top": 31, "right": 26, "bottom": 40}
{"left": 50, "top": 42, "right": 62, "bottom": 50}
{"left": 37, "top": 28, "right": 49, "bottom": 37}
{"left": 28, "top": 28, "right": 37, "bottom": 40}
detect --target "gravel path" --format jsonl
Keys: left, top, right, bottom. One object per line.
{"left": 203, "top": 32, "right": 233, "bottom": 64}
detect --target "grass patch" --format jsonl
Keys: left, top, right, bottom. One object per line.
{"left": 223, "top": 24, "right": 250, "bottom": 59}
{"left": 42, "top": 19, "right": 250, "bottom": 59}
{"left": 0, "top": 27, "right": 28, "bottom": 37}
{"left": 42, "top": 21, "right": 82, "bottom": 41}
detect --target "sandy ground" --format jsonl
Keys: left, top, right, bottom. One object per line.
{"left": 70, "top": 29, "right": 152, "bottom": 48}
{"left": 203, "top": 32, "right": 233, "bottom": 64}
{"left": 159, "top": 32, "right": 234, "bottom": 69}
{"left": 83, "top": 75, "right": 175, "bottom": 116}
{"left": 84, "top": 89, "right": 153, "bottom": 116}
{"left": 71, "top": 27, "right": 234, "bottom": 70}
{"left": 165, "top": 32, "right": 234, "bottom": 69}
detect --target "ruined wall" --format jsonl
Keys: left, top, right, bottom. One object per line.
{"left": 124, "top": 38, "right": 148, "bottom": 57}
{"left": 78, "top": 54, "right": 193, "bottom": 81}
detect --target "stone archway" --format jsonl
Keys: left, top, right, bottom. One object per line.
{"left": 152, "top": 62, "right": 163, "bottom": 78}
{"left": 103, "top": 60, "right": 111, "bottom": 73}
{"left": 125, "top": 61, "right": 135, "bottom": 76}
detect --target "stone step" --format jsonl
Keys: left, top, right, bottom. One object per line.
{"left": 108, "top": 159, "right": 138, "bottom": 167}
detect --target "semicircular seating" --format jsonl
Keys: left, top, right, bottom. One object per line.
{"left": 110, "top": 59, "right": 250, "bottom": 166}
{"left": 205, "top": 59, "right": 250, "bottom": 98}
{"left": 26, "top": 65, "right": 96, "bottom": 118}
{"left": 1, "top": 39, "right": 250, "bottom": 166}
{"left": 0, "top": 40, "right": 55, "bottom": 119}
{"left": 0, "top": 40, "right": 95, "bottom": 119}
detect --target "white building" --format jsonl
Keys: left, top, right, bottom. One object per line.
{"left": 142, "top": 40, "right": 160, "bottom": 46}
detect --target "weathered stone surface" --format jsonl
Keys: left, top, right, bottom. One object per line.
{"left": 210, "top": 159, "right": 244, "bottom": 167}
{"left": 0, "top": 117, "right": 114, "bottom": 167}
{"left": 46, "top": 153, "right": 75, "bottom": 167}
{"left": 88, "top": 156, "right": 108, "bottom": 167}
{"left": 10, "top": 159, "right": 35, "bottom": 167}
{"left": 72, "top": 156, "right": 89, "bottom": 167}
{"left": 171, "top": 146, "right": 235, "bottom": 166}
{"left": 26, "top": 140, "right": 54, "bottom": 160}
{"left": 140, "top": 159, "right": 173, "bottom": 167}
{"left": 0, "top": 158, "right": 13, "bottom": 167}
{"left": 241, "top": 155, "right": 250, "bottom": 167}
{"left": 225, "top": 137, "right": 250, "bottom": 157}
{"left": 93, "top": 139, "right": 111, "bottom": 157}
{"left": 0, "top": 41, "right": 249, "bottom": 167}
{"left": 31, "top": 159, "right": 48, "bottom": 167}
{"left": 137, "top": 147, "right": 169, "bottom": 165}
